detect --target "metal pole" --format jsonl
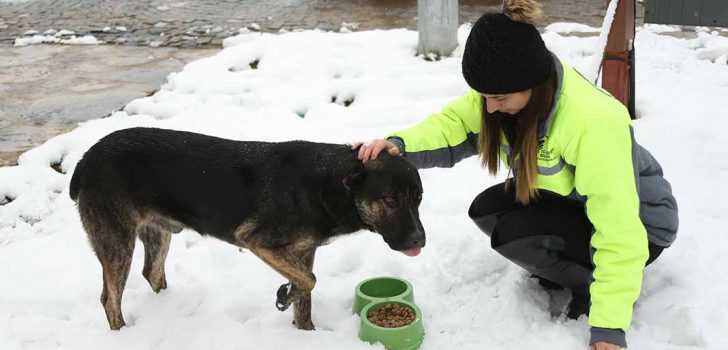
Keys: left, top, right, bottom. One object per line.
{"left": 601, "top": 0, "right": 636, "bottom": 118}
{"left": 417, "top": 0, "right": 459, "bottom": 57}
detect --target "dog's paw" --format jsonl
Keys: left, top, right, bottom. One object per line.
{"left": 276, "top": 283, "right": 293, "bottom": 311}
{"left": 293, "top": 318, "right": 315, "bottom": 330}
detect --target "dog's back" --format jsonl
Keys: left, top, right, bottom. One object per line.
{"left": 72, "top": 128, "right": 262, "bottom": 238}
{"left": 70, "top": 128, "right": 265, "bottom": 201}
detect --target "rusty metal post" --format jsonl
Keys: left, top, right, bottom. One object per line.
{"left": 417, "top": 0, "right": 459, "bottom": 57}
{"left": 601, "top": 0, "right": 636, "bottom": 118}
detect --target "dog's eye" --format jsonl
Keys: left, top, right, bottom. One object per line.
{"left": 384, "top": 196, "right": 398, "bottom": 208}
{"left": 415, "top": 193, "right": 422, "bottom": 203}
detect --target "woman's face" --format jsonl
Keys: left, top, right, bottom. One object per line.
{"left": 482, "top": 90, "right": 532, "bottom": 115}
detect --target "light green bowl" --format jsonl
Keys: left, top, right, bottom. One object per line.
{"left": 358, "top": 300, "right": 424, "bottom": 350}
{"left": 353, "top": 276, "right": 414, "bottom": 315}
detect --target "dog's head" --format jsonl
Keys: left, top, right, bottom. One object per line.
{"left": 345, "top": 153, "right": 425, "bottom": 256}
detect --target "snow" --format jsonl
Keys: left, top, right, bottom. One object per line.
{"left": 641, "top": 23, "right": 681, "bottom": 34}
{"left": 544, "top": 22, "right": 600, "bottom": 34}
{"left": 14, "top": 34, "right": 101, "bottom": 47}
{"left": 587, "top": 0, "right": 620, "bottom": 83}
{"left": 1, "top": 23, "right": 728, "bottom": 350}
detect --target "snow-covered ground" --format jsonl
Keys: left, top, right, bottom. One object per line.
{"left": 1, "top": 23, "right": 727, "bottom": 349}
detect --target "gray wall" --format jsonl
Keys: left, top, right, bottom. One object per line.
{"left": 645, "top": 0, "right": 728, "bottom": 27}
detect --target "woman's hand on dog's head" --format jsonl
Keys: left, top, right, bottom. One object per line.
{"left": 352, "top": 139, "right": 400, "bottom": 162}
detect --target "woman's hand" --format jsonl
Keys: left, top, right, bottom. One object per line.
{"left": 351, "top": 139, "right": 400, "bottom": 161}
{"left": 591, "top": 342, "right": 625, "bottom": 350}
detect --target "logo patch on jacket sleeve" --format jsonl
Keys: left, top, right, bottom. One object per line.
{"left": 537, "top": 137, "right": 555, "bottom": 161}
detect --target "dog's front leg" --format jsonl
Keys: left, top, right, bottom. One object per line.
{"left": 247, "top": 243, "right": 317, "bottom": 330}
{"left": 291, "top": 248, "right": 315, "bottom": 330}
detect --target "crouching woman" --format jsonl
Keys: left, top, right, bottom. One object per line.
{"left": 354, "top": 1, "right": 678, "bottom": 348}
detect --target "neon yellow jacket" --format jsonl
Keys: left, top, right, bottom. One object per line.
{"left": 386, "top": 57, "right": 678, "bottom": 334}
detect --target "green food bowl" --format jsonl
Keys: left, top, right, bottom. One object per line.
{"left": 353, "top": 276, "right": 414, "bottom": 315}
{"left": 358, "top": 300, "right": 424, "bottom": 350}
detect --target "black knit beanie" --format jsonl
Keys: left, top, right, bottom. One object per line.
{"left": 462, "top": 5, "right": 552, "bottom": 94}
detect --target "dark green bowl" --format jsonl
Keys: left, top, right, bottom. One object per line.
{"left": 353, "top": 276, "right": 414, "bottom": 315}
{"left": 358, "top": 300, "right": 424, "bottom": 350}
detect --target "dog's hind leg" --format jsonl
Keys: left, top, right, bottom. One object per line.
{"left": 292, "top": 248, "right": 316, "bottom": 330}
{"left": 79, "top": 201, "right": 137, "bottom": 330}
{"left": 139, "top": 220, "right": 172, "bottom": 293}
{"left": 100, "top": 251, "right": 135, "bottom": 330}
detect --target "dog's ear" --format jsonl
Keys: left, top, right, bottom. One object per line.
{"left": 343, "top": 171, "right": 366, "bottom": 191}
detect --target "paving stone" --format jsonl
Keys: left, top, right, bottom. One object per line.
{"left": 196, "top": 36, "right": 211, "bottom": 45}
{"left": 180, "top": 39, "right": 197, "bottom": 48}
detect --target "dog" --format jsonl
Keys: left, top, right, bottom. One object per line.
{"left": 69, "top": 127, "right": 425, "bottom": 330}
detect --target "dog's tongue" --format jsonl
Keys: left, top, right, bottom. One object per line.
{"left": 399, "top": 247, "right": 421, "bottom": 257}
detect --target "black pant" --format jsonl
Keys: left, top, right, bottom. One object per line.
{"left": 468, "top": 182, "right": 663, "bottom": 291}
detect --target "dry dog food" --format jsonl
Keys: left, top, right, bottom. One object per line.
{"left": 367, "top": 303, "right": 416, "bottom": 328}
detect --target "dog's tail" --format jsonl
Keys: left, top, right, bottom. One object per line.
{"left": 69, "top": 157, "right": 85, "bottom": 202}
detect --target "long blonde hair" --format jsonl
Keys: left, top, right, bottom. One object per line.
{"left": 472, "top": 0, "right": 554, "bottom": 204}
{"left": 478, "top": 64, "right": 557, "bottom": 204}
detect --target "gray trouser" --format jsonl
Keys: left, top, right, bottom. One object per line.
{"left": 469, "top": 182, "right": 663, "bottom": 295}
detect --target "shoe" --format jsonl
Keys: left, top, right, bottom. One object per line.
{"left": 566, "top": 290, "right": 590, "bottom": 319}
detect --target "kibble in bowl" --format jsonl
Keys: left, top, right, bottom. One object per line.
{"left": 359, "top": 300, "right": 424, "bottom": 350}
{"left": 367, "top": 303, "right": 417, "bottom": 328}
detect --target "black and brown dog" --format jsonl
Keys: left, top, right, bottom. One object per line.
{"left": 69, "top": 127, "right": 425, "bottom": 331}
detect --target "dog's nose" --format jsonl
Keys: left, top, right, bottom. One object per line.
{"left": 405, "top": 233, "right": 426, "bottom": 248}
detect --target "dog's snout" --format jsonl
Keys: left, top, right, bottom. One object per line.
{"left": 405, "top": 232, "right": 426, "bottom": 248}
